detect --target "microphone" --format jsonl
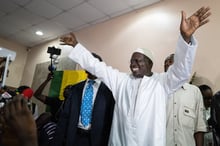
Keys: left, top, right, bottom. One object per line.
{"left": 21, "top": 88, "right": 34, "bottom": 99}
{"left": 16, "top": 86, "right": 34, "bottom": 99}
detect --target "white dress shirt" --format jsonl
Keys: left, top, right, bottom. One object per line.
{"left": 78, "top": 79, "right": 101, "bottom": 130}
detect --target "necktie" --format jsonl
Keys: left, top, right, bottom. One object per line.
{"left": 80, "top": 80, "right": 95, "bottom": 127}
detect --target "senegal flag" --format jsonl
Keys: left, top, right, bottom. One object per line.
{"left": 48, "top": 70, "right": 87, "bottom": 100}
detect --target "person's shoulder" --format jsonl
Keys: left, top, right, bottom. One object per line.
{"left": 72, "top": 80, "right": 86, "bottom": 87}
{"left": 100, "top": 82, "right": 109, "bottom": 89}
{"left": 45, "top": 97, "right": 62, "bottom": 104}
{"left": 99, "top": 82, "right": 113, "bottom": 93}
{"left": 183, "top": 83, "right": 203, "bottom": 99}
{"left": 184, "top": 83, "right": 200, "bottom": 91}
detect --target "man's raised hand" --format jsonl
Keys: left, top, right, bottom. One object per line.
{"left": 180, "top": 6, "right": 211, "bottom": 43}
{"left": 60, "top": 32, "right": 78, "bottom": 47}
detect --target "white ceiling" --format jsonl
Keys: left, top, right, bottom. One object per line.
{"left": 0, "top": 0, "right": 161, "bottom": 47}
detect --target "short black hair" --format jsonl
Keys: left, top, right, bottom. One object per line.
{"left": 92, "top": 52, "right": 102, "bottom": 62}
{"left": 16, "top": 85, "right": 30, "bottom": 93}
{"left": 198, "top": 84, "right": 212, "bottom": 92}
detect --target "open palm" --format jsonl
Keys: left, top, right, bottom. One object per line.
{"left": 180, "top": 7, "right": 211, "bottom": 43}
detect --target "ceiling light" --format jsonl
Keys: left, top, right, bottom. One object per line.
{"left": 35, "top": 31, "right": 43, "bottom": 36}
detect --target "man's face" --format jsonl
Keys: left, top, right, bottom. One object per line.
{"left": 202, "top": 89, "right": 213, "bottom": 108}
{"left": 164, "top": 54, "right": 174, "bottom": 72}
{"left": 130, "top": 52, "right": 152, "bottom": 78}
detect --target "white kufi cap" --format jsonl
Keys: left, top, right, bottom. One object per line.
{"left": 134, "top": 48, "right": 154, "bottom": 63}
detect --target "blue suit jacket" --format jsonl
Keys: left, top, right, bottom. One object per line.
{"left": 52, "top": 80, "right": 115, "bottom": 146}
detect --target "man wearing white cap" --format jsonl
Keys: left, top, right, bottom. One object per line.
{"left": 60, "top": 7, "right": 211, "bottom": 146}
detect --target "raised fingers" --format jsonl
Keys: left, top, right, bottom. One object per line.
{"left": 195, "top": 7, "right": 211, "bottom": 21}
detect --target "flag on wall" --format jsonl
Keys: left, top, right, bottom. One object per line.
{"left": 48, "top": 70, "right": 87, "bottom": 100}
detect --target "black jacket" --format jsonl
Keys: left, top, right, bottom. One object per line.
{"left": 52, "top": 81, "right": 115, "bottom": 146}
{"left": 210, "top": 91, "right": 220, "bottom": 146}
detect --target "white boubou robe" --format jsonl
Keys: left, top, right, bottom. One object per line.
{"left": 67, "top": 35, "right": 197, "bottom": 146}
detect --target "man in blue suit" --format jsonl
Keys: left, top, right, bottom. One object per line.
{"left": 52, "top": 53, "right": 115, "bottom": 146}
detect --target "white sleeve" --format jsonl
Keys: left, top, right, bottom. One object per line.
{"left": 67, "top": 44, "right": 126, "bottom": 98}
{"left": 164, "top": 34, "right": 198, "bottom": 94}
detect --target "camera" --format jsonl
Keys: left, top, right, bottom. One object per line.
{"left": 47, "top": 46, "right": 61, "bottom": 73}
{"left": 47, "top": 46, "right": 61, "bottom": 56}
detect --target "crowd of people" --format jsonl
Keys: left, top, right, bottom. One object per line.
{"left": 0, "top": 6, "right": 219, "bottom": 146}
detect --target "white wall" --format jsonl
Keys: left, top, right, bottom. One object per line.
{"left": 3, "top": 0, "right": 220, "bottom": 92}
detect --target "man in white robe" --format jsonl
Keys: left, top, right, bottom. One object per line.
{"left": 60, "top": 7, "right": 211, "bottom": 146}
